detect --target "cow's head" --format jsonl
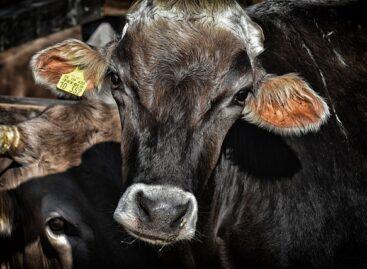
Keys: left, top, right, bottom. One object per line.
{"left": 0, "top": 143, "right": 158, "bottom": 268}
{"left": 0, "top": 169, "right": 116, "bottom": 268}
{"left": 30, "top": 0, "right": 329, "bottom": 245}
{"left": 0, "top": 177, "right": 110, "bottom": 269}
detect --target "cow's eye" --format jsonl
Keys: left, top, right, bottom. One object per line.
{"left": 110, "top": 72, "right": 122, "bottom": 87}
{"left": 234, "top": 87, "right": 251, "bottom": 105}
{"left": 48, "top": 217, "right": 66, "bottom": 233}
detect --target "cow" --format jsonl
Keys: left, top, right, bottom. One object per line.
{"left": 10, "top": 0, "right": 367, "bottom": 267}
{"left": 0, "top": 141, "right": 160, "bottom": 269}
{"left": 0, "top": 101, "right": 120, "bottom": 190}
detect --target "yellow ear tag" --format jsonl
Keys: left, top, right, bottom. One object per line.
{"left": 56, "top": 67, "right": 88, "bottom": 96}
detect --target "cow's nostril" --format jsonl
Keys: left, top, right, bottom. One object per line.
{"left": 136, "top": 191, "right": 153, "bottom": 221}
{"left": 115, "top": 184, "right": 198, "bottom": 244}
{"left": 170, "top": 202, "right": 189, "bottom": 228}
{"left": 135, "top": 190, "right": 192, "bottom": 229}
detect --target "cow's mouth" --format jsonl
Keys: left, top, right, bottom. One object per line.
{"left": 124, "top": 227, "right": 176, "bottom": 245}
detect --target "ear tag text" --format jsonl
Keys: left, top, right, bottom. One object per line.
{"left": 57, "top": 67, "right": 87, "bottom": 96}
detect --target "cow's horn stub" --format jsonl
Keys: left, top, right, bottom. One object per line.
{"left": 0, "top": 125, "right": 20, "bottom": 155}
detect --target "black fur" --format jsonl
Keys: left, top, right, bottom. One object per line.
{"left": 187, "top": 1, "right": 367, "bottom": 268}
{"left": 113, "top": 0, "right": 367, "bottom": 268}
{"left": 1, "top": 142, "right": 160, "bottom": 268}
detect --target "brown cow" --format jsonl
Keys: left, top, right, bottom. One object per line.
{"left": 4, "top": 0, "right": 367, "bottom": 267}
{"left": 0, "top": 101, "right": 120, "bottom": 190}
{"left": 23, "top": 0, "right": 367, "bottom": 268}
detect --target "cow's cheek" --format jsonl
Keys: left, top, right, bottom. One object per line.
{"left": 120, "top": 123, "right": 138, "bottom": 184}
{"left": 198, "top": 116, "right": 238, "bottom": 186}
{"left": 197, "top": 134, "right": 225, "bottom": 186}
{"left": 45, "top": 228, "right": 73, "bottom": 269}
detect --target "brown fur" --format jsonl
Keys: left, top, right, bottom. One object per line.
{"left": 125, "top": 19, "right": 244, "bottom": 125}
{"left": 244, "top": 73, "right": 329, "bottom": 134}
{"left": 154, "top": 0, "right": 235, "bottom": 12}
{"left": 0, "top": 101, "right": 120, "bottom": 190}
{"left": 152, "top": 0, "right": 264, "bottom": 12}
{"left": 0, "top": 192, "right": 13, "bottom": 236}
{"left": 23, "top": 240, "right": 59, "bottom": 269}
{"left": 31, "top": 39, "right": 110, "bottom": 92}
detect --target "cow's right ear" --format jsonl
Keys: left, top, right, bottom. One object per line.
{"left": 30, "top": 39, "right": 109, "bottom": 97}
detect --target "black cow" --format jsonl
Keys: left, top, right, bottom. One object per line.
{"left": 0, "top": 142, "right": 159, "bottom": 269}
{"left": 25, "top": 0, "right": 367, "bottom": 268}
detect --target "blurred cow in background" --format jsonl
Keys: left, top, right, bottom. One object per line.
{"left": 0, "top": 101, "right": 120, "bottom": 190}
{"left": 0, "top": 141, "right": 159, "bottom": 269}
{"left": 0, "top": 102, "right": 160, "bottom": 269}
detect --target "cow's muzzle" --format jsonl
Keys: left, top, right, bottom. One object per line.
{"left": 114, "top": 183, "right": 197, "bottom": 245}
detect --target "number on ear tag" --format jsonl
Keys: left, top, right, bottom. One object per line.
{"left": 56, "top": 67, "right": 87, "bottom": 96}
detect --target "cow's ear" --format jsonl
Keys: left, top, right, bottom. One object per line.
{"left": 243, "top": 73, "right": 330, "bottom": 135}
{"left": 30, "top": 39, "right": 108, "bottom": 98}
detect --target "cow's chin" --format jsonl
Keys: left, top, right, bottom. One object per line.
{"left": 125, "top": 225, "right": 193, "bottom": 246}
{"left": 117, "top": 219, "right": 196, "bottom": 246}
{"left": 125, "top": 229, "right": 175, "bottom": 245}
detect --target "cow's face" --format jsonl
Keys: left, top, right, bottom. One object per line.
{"left": 111, "top": 21, "right": 255, "bottom": 244}
{"left": 0, "top": 149, "right": 153, "bottom": 269}
{"left": 18, "top": 179, "right": 97, "bottom": 269}
{"left": 0, "top": 174, "right": 113, "bottom": 269}
{"left": 30, "top": 1, "right": 329, "bottom": 245}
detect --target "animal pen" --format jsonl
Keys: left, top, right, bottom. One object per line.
{"left": 1, "top": 0, "right": 366, "bottom": 268}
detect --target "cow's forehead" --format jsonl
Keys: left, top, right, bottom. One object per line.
{"left": 113, "top": 0, "right": 263, "bottom": 124}
{"left": 125, "top": 19, "right": 245, "bottom": 70}
{"left": 117, "top": 21, "right": 246, "bottom": 123}
{"left": 126, "top": 0, "right": 264, "bottom": 60}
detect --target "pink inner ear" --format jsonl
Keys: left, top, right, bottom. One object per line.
{"left": 34, "top": 52, "right": 95, "bottom": 91}
{"left": 31, "top": 39, "right": 108, "bottom": 93}
{"left": 33, "top": 50, "right": 76, "bottom": 84}
{"left": 39, "top": 59, "right": 75, "bottom": 84}
{"left": 243, "top": 73, "right": 330, "bottom": 135}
